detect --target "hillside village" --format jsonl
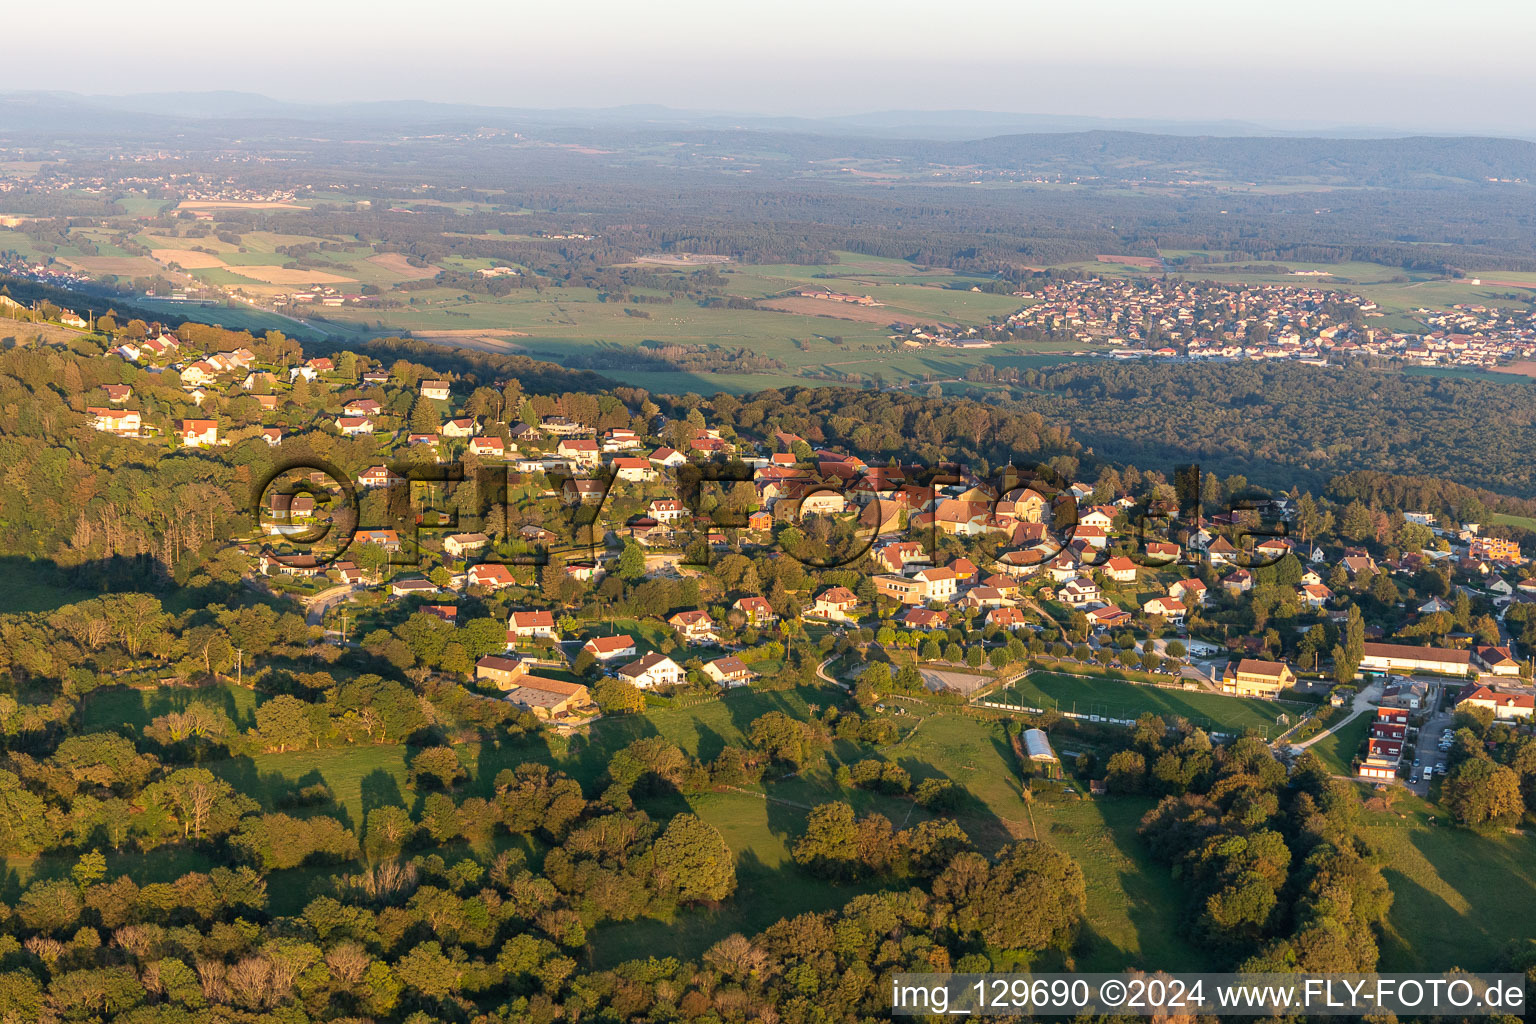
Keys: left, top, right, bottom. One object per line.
{"left": 79, "top": 320, "right": 1536, "bottom": 788}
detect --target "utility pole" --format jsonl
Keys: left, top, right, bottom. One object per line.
{"left": 236, "top": 648, "right": 243, "bottom": 688}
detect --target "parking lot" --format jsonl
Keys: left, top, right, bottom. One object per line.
{"left": 1404, "top": 683, "right": 1455, "bottom": 796}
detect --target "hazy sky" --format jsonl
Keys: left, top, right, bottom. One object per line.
{"left": 8, "top": 0, "right": 1535, "bottom": 132}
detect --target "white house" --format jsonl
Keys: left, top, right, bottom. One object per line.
{"left": 618, "top": 652, "right": 685, "bottom": 689}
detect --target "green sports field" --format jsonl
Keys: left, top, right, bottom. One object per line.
{"left": 998, "top": 671, "right": 1304, "bottom": 736}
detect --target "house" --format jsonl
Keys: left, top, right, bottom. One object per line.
{"left": 618, "top": 652, "right": 685, "bottom": 690}
{"left": 1222, "top": 658, "right": 1296, "bottom": 697}
{"left": 793, "top": 491, "right": 846, "bottom": 517}
{"left": 948, "top": 557, "right": 979, "bottom": 580}
{"left": 1144, "top": 540, "right": 1182, "bottom": 564}
{"left": 443, "top": 533, "right": 490, "bottom": 558}
{"left": 985, "top": 606, "right": 1027, "bottom": 630}
{"left": 1142, "top": 595, "right": 1187, "bottom": 624}
{"left": 1342, "top": 555, "right": 1377, "bottom": 578}
{"left": 1381, "top": 679, "right": 1429, "bottom": 710}
{"left": 874, "top": 574, "right": 926, "bottom": 606}
{"left": 1359, "top": 642, "right": 1474, "bottom": 677}
{"left": 1073, "top": 524, "right": 1108, "bottom": 549}
{"left": 582, "top": 635, "right": 638, "bottom": 662}
{"left": 983, "top": 573, "right": 1022, "bottom": 597}
{"left": 354, "top": 528, "right": 401, "bottom": 551}
{"left": 1168, "top": 578, "right": 1207, "bottom": 605}
{"left": 1298, "top": 583, "right": 1334, "bottom": 609}
{"left": 335, "top": 416, "right": 373, "bottom": 436}
{"left": 1060, "top": 577, "right": 1103, "bottom": 608}
{"left": 261, "top": 428, "right": 283, "bottom": 446}
{"left": 913, "top": 566, "right": 958, "bottom": 603}
{"left": 1456, "top": 683, "right": 1535, "bottom": 720}
{"left": 562, "top": 479, "right": 605, "bottom": 505}
{"left": 1475, "top": 645, "right": 1521, "bottom": 676}
{"left": 610, "top": 456, "right": 656, "bottom": 483}
{"left": 603, "top": 428, "right": 643, "bottom": 451}
{"left": 811, "top": 586, "right": 858, "bottom": 622}
{"left": 734, "top": 596, "right": 777, "bottom": 625}
{"left": 557, "top": 438, "right": 601, "bottom": 467}
{"left": 703, "top": 655, "right": 755, "bottom": 687}
{"left": 358, "top": 466, "right": 403, "bottom": 489}
{"left": 508, "top": 610, "right": 558, "bottom": 641}
{"left": 904, "top": 607, "right": 950, "bottom": 630}
{"left": 1205, "top": 536, "right": 1237, "bottom": 566}
{"left": 468, "top": 564, "right": 515, "bottom": 590}
{"left": 1087, "top": 605, "right": 1132, "bottom": 629}
{"left": 541, "top": 416, "right": 585, "bottom": 436}
{"left": 649, "top": 447, "right": 687, "bottom": 468}
{"left": 420, "top": 380, "right": 451, "bottom": 401}
{"left": 257, "top": 551, "right": 324, "bottom": 578}
{"left": 101, "top": 384, "right": 131, "bottom": 404}
{"left": 1047, "top": 553, "right": 1081, "bottom": 583}
{"left": 747, "top": 509, "right": 774, "bottom": 531}
{"left": 1100, "top": 556, "right": 1138, "bottom": 584}
{"left": 390, "top": 579, "right": 439, "bottom": 598}
{"left": 425, "top": 416, "right": 473, "bottom": 439}
{"left": 668, "top": 610, "right": 719, "bottom": 644}
{"left": 1222, "top": 568, "right": 1253, "bottom": 595}
{"left": 178, "top": 361, "right": 218, "bottom": 387}
{"left": 1078, "top": 507, "right": 1114, "bottom": 530}
{"left": 178, "top": 419, "right": 219, "bottom": 447}
{"left": 959, "top": 586, "right": 1009, "bottom": 611}
{"left": 875, "top": 541, "right": 927, "bottom": 573}
{"left": 424, "top": 605, "right": 458, "bottom": 624}
{"left": 470, "top": 436, "right": 509, "bottom": 458}
{"left": 649, "top": 499, "right": 689, "bottom": 523}
{"left": 88, "top": 408, "right": 142, "bottom": 436}
{"left": 344, "top": 399, "right": 381, "bottom": 417}
{"left": 332, "top": 561, "right": 365, "bottom": 585}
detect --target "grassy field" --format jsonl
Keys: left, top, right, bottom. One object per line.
{"left": 1491, "top": 511, "right": 1536, "bottom": 531}
{"left": 1308, "top": 709, "right": 1372, "bottom": 774}
{"left": 1363, "top": 798, "right": 1536, "bottom": 970}
{"left": 82, "top": 682, "right": 266, "bottom": 734}
{"left": 999, "top": 672, "right": 1301, "bottom": 737}
{"left": 0, "top": 568, "right": 98, "bottom": 614}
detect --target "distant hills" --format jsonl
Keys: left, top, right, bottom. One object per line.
{"left": 2, "top": 90, "right": 1535, "bottom": 189}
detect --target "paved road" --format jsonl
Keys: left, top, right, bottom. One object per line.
{"left": 304, "top": 583, "right": 359, "bottom": 627}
